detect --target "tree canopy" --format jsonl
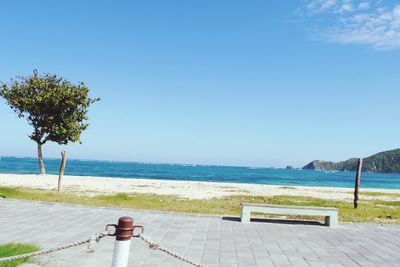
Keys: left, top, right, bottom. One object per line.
{"left": 0, "top": 69, "right": 99, "bottom": 174}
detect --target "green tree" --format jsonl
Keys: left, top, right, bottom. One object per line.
{"left": 0, "top": 70, "right": 99, "bottom": 175}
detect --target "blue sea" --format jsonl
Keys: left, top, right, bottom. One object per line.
{"left": 1, "top": 156, "right": 400, "bottom": 189}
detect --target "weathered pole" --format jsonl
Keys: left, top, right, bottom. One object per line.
{"left": 111, "top": 217, "right": 134, "bottom": 267}
{"left": 354, "top": 158, "right": 363, "bottom": 209}
{"left": 58, "top": 151, "right": 67, "bottom": 192}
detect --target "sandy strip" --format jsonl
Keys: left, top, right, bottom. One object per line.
{"left": 0, "top": 173, "right": 399, "bottom": 201}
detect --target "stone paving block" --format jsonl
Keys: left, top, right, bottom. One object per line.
{"left": 219, "top": 263, "right": 237, "bottom": 267}
{"left": 308, "top": 262, "right": 328, "bottom": 267}
{"left": 1, "top": 199, "right": 400, "bottom": 267}
{"left": 238, "top": 263, "right": 258, "bottom": 267}
{"left": 140, "top": 263, "right": 160, "bottom": 267}
{"left": 254, "top": 259, "right": 274, "bottom": 267}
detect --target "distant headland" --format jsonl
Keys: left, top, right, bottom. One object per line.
{"left": 302, "top": 149, "right": 400, "bottom": 173}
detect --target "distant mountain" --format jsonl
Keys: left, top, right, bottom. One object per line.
{"left": 302, "top": 149, "right": 400, "bottom": 173}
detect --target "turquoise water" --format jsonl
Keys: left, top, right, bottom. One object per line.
{"left": 1, "top": 156, "right": 400, "bottom": 189}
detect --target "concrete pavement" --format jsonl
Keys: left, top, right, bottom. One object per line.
{"left": 1, "top": 199, "right": 399, "bottom": 266}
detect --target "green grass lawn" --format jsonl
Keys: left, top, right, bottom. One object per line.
{"left": 359, "top": 191, "right": 400, "bottom": 198}
{"left": 0, "top": 243, "right": 39, "bottom": 267}
{"left": 0, "top": 186, "right": 399, "bottom": 224}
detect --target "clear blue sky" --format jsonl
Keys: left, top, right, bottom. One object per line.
{"left": 0, "top": 0, "right": 399, "bottom": 167}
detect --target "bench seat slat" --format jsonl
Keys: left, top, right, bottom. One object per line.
{"left": 240, "top": 203, "right": 339, "bottom": 228}
{"left": 241, "top": 203, "right": 338, "bottom": 212}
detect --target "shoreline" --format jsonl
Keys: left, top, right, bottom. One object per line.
{"left": 1, "top": 173, "right": 400, "bottom": 201}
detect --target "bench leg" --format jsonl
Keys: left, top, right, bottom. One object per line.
{"left": 325, "top": 214, "right": 338, "bottom": 228}
{"left": 240, "top": 207, "right": 251, "bottom": 223}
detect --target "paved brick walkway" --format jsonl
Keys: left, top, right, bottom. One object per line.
{"left": 1, "top": 199, "right": 400, "bottom": 267}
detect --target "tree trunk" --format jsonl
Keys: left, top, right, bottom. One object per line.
{"left": 58, "top": 151, "right": 67, "bottom": 192}
{"left": 354, "top": 158, "right": 363, "bottom": 209}
{"left": 37, "top": 143, "right": 46, "bottom": 175}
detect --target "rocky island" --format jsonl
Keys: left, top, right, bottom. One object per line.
{"left": 303, "top": 149, "right": 400, "bottom": 173}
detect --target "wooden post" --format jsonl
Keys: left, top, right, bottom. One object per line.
{"left": 354, "top": 158, "right": 363, "bottom": 209}
{"left": 58, "top": 151, "right": 67, "bottom": 192}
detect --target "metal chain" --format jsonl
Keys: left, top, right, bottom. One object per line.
{"left": 0, "top": 232, "right": 108, "bottom": 263}
{"left": 137, "top": 233, "right": 203, "bottom": 267}
{"left": 0, "top": 230, "right": 204, "bottom": 266}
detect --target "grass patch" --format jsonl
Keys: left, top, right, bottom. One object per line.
{"left": 0, "top": 186, "right": 399, "bottom": 224}
{"left": 0, "top": 243, "right": 39, "bottom": 267}
{"left": 225, "top": 189, "right": 250, "bottom": 193}
{"left": 360, "top": 191, "right": 400, "bottom": 198}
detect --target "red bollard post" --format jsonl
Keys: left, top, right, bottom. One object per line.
{"left": 111, "top": 217, "right": 133, "bottom": 267}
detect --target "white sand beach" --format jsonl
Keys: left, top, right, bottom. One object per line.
{"left": 1, "top": 173, "right": 400, "bottom": 201}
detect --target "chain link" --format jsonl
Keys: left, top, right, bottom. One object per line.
{"left": 137, "top": 233, "right": 203, "bottom": 267}
{"left": 0, "top": 231, "right": 108, "bottom": 263}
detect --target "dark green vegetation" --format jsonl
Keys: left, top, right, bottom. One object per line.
{"left": 303, "top": 148, "right": 400, "bottom": 173}
{"left": 1, "top": 187, "right": 399, "bottom": 224}
{"left": 0, "top": 243, "right": 39, "bottom": 267}
{"left": 0, "top": 70, "right": 99, "bottom": 175}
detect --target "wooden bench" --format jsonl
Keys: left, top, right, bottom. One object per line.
{"left": 240, "top": 203, "right": 339, "bottom": 228}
